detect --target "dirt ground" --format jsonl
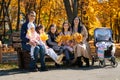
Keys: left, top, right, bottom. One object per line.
{"left": 0, "top": 61, "right": 120, "bottom": 80}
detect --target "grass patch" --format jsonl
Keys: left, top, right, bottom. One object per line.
{"left": 116, "top": 57, "right": 120, "bottom": 61}
{"left": 0, "top": 63, "right": 18, "bottom": 70}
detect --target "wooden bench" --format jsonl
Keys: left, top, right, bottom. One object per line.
{"left": 12, "top": 32, "right": 31, "bottom": 69}
{"left": 0, "top": 46, "right": 3, "bottom": 63}
{"left": 0, "top": 39, "right": 18, "bottom": 64}
{"left": 11, "top": 32, "right": 56, "bottom": 69}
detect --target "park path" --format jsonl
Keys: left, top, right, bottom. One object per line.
{"left": 0, "top": 62, "right": 120, "bottom": 80}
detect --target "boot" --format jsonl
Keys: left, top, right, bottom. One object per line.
{"left": 77, "top": 56, "right": 83, "bottom": 67}
{"left": 83, "top": 57, "right": 90, "bottom": 67}
{"left": 55, "top": 63, "right": 61, "bottom": 68}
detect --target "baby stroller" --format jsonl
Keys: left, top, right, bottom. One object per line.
{"left": 92, "top": 27, "right": 118, "bottom": 67}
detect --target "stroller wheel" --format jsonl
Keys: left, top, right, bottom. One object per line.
{"left": 99, "top": 60, "right": 105, "bottom": 68}
{"left": 110, "top": 57, "right": 118, "bottom": 68}
{"left": 111, "top": 61, "right": 118, "bottom": 68}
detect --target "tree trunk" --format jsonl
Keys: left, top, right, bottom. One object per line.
{"left": 118, "top": 25, "right": 120, "bottom": 43}
{"left": 118, "top": 11, "right": 120, "bottom": 43}
{"left": 0, "top": 1, "right": 3, "bottom": 19}
{"left": 46, "top": 10, "right": 52, "bottom": 31}
{"left": 2, "top": 0, "right": 12, "bottom": 34}
{"left": 2, "top": 0, "right": 6, "bottom": 38}
{"left": 16, "top": 0, "right": 20, "bottom": 31}
{"left": 73, "top": 0, "right": 78, "bottom": 18}
{"left": 5, "top": 7, "right": 12, "bottom": 33}
{"left": 116, "top": 12, "right": 120, "bottom": 43}
{"left": 63, "top": 0, "right": 73, "bottom": 24}
{"left": 110, "top": 13, "right": 112, "bottom": 29}
{"left": 38, "top": 0, "right": 42, "bottom": 25}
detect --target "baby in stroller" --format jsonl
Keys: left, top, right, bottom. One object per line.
{"left": 92, "top": 27, "right": 118, "bottom": 67}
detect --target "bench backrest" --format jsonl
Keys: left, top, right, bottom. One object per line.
{"left": 12, "top": 32, "right": 22, "bottom": 50}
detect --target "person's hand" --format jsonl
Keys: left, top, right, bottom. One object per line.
{"left": 29, "top": 41, "right": 36, "bottom": 46}
{"left": 42, "top": 40, "right": 46, "bottom": 43}
{"left": 65, "top": 40, "right": 70, "bottom": 46}
{"left": 46, "top": 45, "right": 49, "bottom": 49}
{"left": 70, "top": 43, "right": 74, "bottom": 47}
{"left": 58, "top": 41, "right": 62, "bottom": 46}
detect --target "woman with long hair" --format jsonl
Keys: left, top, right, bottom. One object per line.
{"left": 59, "top": 21, "right": 74, "bottom": 65}
{"left": 71, "top": 16, "right": 91, "bottom": 67}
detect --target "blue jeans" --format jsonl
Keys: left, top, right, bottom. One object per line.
{"left": 64, "top": 49, "right": 70, "bottom": 61}
{"left": 34, "top": 45, "right": 46, "bottom": 69}
{"left": 22, "top": 43, "right": 46, "bottom": 69}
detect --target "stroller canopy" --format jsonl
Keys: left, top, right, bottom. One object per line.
{"left": 94, "top": 27, "right": 113, "bottom": 42}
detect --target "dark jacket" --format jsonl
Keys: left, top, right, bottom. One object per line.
{"left": 47, "top": 32, "right": 64, "bottom": 53}
{"left": 20, "top": 21, "right": 29, "bottom": 44}
{"left": 46, "top": 32, "right": 58, "bottom": 48}
{"left": 20, "top": 21, "right": 36, "bottom": 51}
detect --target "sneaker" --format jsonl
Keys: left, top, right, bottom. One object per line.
{"left": 64, "top": 60, "right": 72, "bottom": 67}
{"left": 55, "top": 63, "right": 61, "bottom": 68}
{"left": 29, "top": 68, "right": 38, "bottom": 72}
{"left": 40, "top": 68, "right": 48, "bottom": 72}
{"left": 56, "top": 54, "right": 64, "bottom": 64}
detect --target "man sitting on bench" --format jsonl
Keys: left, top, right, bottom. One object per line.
{"left": 20, "top": 11, "right": 48, "bottom": 72}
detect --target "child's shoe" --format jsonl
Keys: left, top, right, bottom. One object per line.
{"left": 56, "top": 54, "right": 64, "bottom": 64}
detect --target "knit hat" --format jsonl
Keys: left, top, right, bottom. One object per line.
{"left": 27, "top": 22, "right": 35, "bottom": 30}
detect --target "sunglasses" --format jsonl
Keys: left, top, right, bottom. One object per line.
{"left": 30, "top": 15, "right": 36, "bottom": 17}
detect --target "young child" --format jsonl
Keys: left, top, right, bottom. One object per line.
{"left": 26, "top": 22, "right": 42, "bottom": 60}
{"left": 36, "top": 25, "right": 64, "bottom": 64}
{"left": 96, "top": 41, "right": 115, "bottom": 58}
{"left": 64, "top": 40, "right": 74, "bottom": 53}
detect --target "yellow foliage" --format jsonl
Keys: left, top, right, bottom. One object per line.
{"left": 55, "top": 35, "right": 63, "bottom": 42}
{"left": 7, "top": 0, "right": 119, "bottom": 36}
{"left": 89, "top": 17, "right": 101, "bottom": 35}
{"left": 40, "top": 33, "right": 49, "bottom": 41}
{"left": 72, "top": 33, "right": 83, "bottom": 43}
{"left": 55, "top": 35, "right": 73, "bottom": 43}
{"left": 62, "top": 35, "right": 73, "bottom": 42}
{"left": 20, "top": 6, "right": 25, "bottom": 14}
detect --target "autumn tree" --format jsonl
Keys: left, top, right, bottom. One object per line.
{"left": 88, "top": 0, "right": 120, "bottom": 42}
{"left": 0, "top": 0, "right": 120, "bottom": 42}
{"left": 0, "top": 0, "right": 12, "bottom": 35}
{"left": 63, "top": 0, "right": 78, "bottom": 24}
